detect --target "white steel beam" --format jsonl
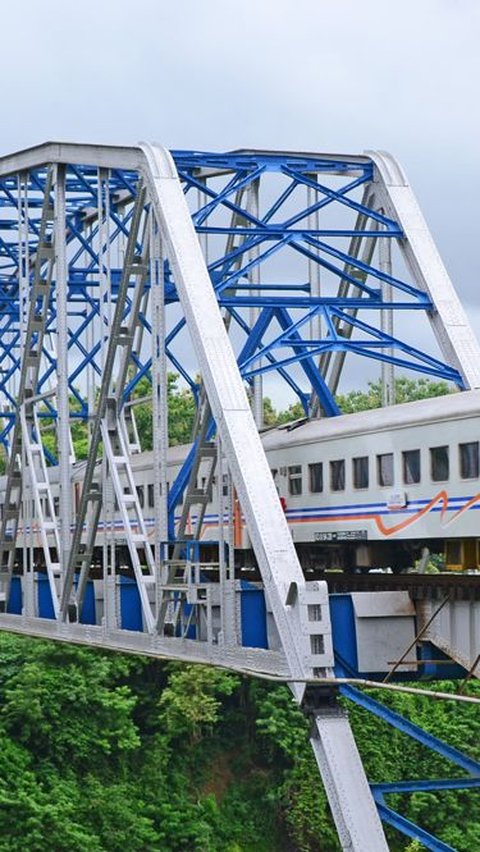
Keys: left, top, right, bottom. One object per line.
{"left": 367, "top": 149, "right": 480, "bottom": 390}
{"left": 311, "top": 706, "right": 388, "bottom": 850}
{"left": 54, "top": 164, "right": 72, "bottom": 575}
{"left": 140, "top": 143, "right": 333, "bottom": 688}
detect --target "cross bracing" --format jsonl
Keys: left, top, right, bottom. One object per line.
{"left": 0, "top": 145, "right": 477, "bottom": 448}
{"left": 0, "top": 142, "right": 479, "bottom": 851}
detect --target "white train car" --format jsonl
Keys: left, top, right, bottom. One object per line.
{"left": 6, "top": 390, "right": 480, "bottom": 573}
{"left": 127, "top": 389, "right": 480, "bottom": 572}
{"left": 260, "top": 390, "right": 480, "bottom": 571}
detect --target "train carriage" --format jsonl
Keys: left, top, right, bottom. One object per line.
{"left": 6, "top": 390, "right": 480, "bottom": 574}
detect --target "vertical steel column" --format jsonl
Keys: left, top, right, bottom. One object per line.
{"left": 380, "top": 226, "right": 395, "bottom": 407}
{"left": 54, "top": 164, "right": 72, "bottom": 572}
{"left": 18, "top": 172, "right": 32, "bottom": 612}
{"left": 308, "top": 178, "right": 322, "bottom": 403}
{"left": 98, "top": 168, "right": 115, "bottom": 601}
{"left": 0, "top": 168, "right": 56, "bottom": 603}
{"left": 151, "top": 214, "right": 169, "bottom": 554}
{"left": 86, "top": 222, "right": 96, "bottom": 448}
{"left": 310, "top": 704, "right": 388, "bottom": 851}
{"left": 249, "top": 179, "right": 263, "bottom": 428}
{"left": 217, "top": 439, "right": 237, "bottom": 646}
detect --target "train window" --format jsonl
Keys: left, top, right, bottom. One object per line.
{"left": 403, "top": 449, "right": 421, "bottom": 484}
{"left": 330, "top": 459, "right": 345, "bottom": 492}
{"left": 288, "top": 465, "right": 302, "bottom": 496}
{"left": 53, "top": 496, "right": 59, "bottom": 516}
{"left": 377, "top": 453, "right": 393, "bottom": 487}
{"left": 460, "top": 442, "right": 479, "bottom": 479}
{"left": 430, "top": 446, "right": 449, "bottom": 482}
{"left": 148, "top": 483, "right": 154, "bottom": 508}
{"left": 309, "top": 462, "right": 323, "bottom": 493}
{"left": 353, "top": 456, "right": 369, "bottom": 489}
{"left": 136, "top": 485, "right": 144, "bottom": 508}
{"left": 222, "top": 474, "right": 229, "bottom": 497}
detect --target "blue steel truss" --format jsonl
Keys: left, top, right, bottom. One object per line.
{"left": 0, "top": 145, "right": 477, "bottom": 850}
{"left": 0, "top": 150, "right": 464, "bottom": 525}
{"left": 342, "top": 685, "right": 480, "bottom": 850}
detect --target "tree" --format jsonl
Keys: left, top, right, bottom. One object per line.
{"left": 336, "top": 377, "right": 452, "bottom": 414}
{"left": 158, "top": 663, "right": 239, "bottom": 743}
{"left": 125, "top": 373, "right": 196, "bottom": 451}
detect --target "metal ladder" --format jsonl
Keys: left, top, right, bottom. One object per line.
{"left": 0, "top": 168, "right": 56, "bottom": 609}
{"left": 156, "top": 184, "right": 254, "bottom": 633}
{"left": 122, "top": 406, "right": 142, "bottom": 455}
{"left": 60, "top": 181, "right": 151, "bottom": 620}
{"left": 101, "top": 402, "right": 156, "bottom": 632}
{"left": 20, "top": 405, "right": 62, "bottom": 616}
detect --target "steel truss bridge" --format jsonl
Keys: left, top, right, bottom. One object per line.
{"left": 0, "top": 142, "right": 479, "bottom": 850}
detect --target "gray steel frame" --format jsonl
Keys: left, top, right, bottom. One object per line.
{"left": 3, "top": 140, "right": 479, "bottom": 849}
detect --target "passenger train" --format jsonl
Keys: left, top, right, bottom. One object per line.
{"left": 9, "top": 390, "right": 480, "bottom": 573}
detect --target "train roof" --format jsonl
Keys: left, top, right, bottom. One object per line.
{"left": 260, "top": 389, "right": 480, "bottom": 451}
{"left": 131, "top": 442, "right": 191, "bottom": 470}
{"left": 73, "top": 389, "right": 480, "bottom": 474}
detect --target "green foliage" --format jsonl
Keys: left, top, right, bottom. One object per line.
{"left": 158, "top": 663, "right": 239, "bottom": 743}
{"left": 336, "top": 377, "right": 452, "bottom": 414}
{"left": 166, "top": 374, "right": 196, "bottom": 445}
{"left": 1, "top": 640, "right": 140, "bottom": 767}
{"left": 63, "top": 374, "right": 452, "bottom": 459}
{"left": 263, "top": 377, "right": 451, "bottom": 429}
{"left": 253, "top": 683, "right": 308, "bottom": 758}
{"left": 114, "top": 373, "right": 196, "bottom": 453}
{"left": 0, "top": 633, "right": 479, "bottom": 850}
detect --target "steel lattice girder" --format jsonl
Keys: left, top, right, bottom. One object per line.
{"left": 0, "top": 142, "right": 392, "bottom": 850}
{"left": 344, "top": 685, "right": 480, "bottom": 850}
{"left": 0, "top": 142, "right": 479, "bottom": 561}
{"left": 1, "top": 142, "right": 479, "bottom": 851}
{"left": 0, "top": 144, "right": 478, "bottom": 446}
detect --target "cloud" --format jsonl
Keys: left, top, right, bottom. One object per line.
{"left": 0, "top": 0, "right": 478, "bottom": 385}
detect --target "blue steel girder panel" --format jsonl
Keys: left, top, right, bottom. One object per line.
{"left": 343, "top": 685, "right": 480, "bottom": 850}
{"left": 0, "top": 148, "right": 465, "bottom": 452}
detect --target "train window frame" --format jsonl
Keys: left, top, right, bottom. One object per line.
{"left": 353, "top": 456, "right": 369, "bottom": 490}
{"left": 288, "top": 464, "right": 303, "bottom": 496}
{"left": 459, "top": 441, "right": 479, "bottom": 479}
{"left": 377, "top": 453, "right": 394, "bottom": 488}
{"left": 148, "top": 483, "right": 154, "bottom": 508}
{"left": 308, "top": 462, "right": 323, "bottom": 494}
{"left": 330, "top": 459, "right": 345, "bottom": 492}
{"left": 430, "top": 445, "right": 449, "bottom": 482}
{"left": 402, "top": 449, "right": 421, "bottom": 485}
{"left": 136, "top": 484, "right": 145, "bottom": 508}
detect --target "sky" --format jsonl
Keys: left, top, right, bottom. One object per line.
{"left": 0, "top": 0, "right": 479, "bottom": 396}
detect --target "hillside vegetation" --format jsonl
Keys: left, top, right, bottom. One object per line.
{"left": 0, "top": 633, "right": 478, "bottom": 851}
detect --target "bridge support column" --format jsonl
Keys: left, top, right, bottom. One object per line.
{"left": 307, "top": 694, "right": 388, "bottom": 851}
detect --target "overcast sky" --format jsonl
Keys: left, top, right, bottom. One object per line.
{"left": 1, "top": 0, "right": 479, "bottom": 389}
